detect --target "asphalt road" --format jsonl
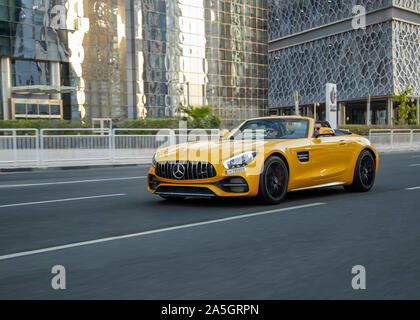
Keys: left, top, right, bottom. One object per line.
{"left": 0, "top": 152, "right": 420, "bottom": 299}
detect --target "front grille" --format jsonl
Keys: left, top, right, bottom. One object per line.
{"left": 155, "top": 161, "right": 217, "bottom": 180}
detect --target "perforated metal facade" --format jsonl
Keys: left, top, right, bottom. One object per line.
{"left": 393, "top": 20, "right": 420, "bottom": 96}
{"left": 268, "top": 0, "right": 393, "bottom": 41}
{"left": 268, "top": 0, "right": 420, "bottom": 119}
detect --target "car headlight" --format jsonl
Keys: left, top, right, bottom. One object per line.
{"left": 223, "top": 151, "right": 258, "bottom": 169}
{"left": 152, "top": 153, "right": 157, "bottom": 168}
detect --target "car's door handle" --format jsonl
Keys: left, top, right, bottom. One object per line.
{"left": 339, "top": 140, "right": 346, "bottom": 145}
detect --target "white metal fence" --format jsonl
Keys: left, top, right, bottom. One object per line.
{"left": 0, "top": 128, "right": 220, "bottom": 167}
{"left": 1, "top": 128, "right": 420, "bottom": 168}
{"left": 0, "top": 129, "right": 39, "bottom": 165}
{"left": 369, "top": 129, "right": 420, "bottom": 150}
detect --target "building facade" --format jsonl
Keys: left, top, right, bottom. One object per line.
{"left": 268, "top": 0, "right": 420, "bottom": 125}
{"left": 0, "top": 0, "right": 268, "bottom": 127}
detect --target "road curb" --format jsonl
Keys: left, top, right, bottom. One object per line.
{"left": 0, "top": 163, "right": 150, "bottom": 173}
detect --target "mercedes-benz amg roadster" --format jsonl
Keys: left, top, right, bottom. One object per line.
{"left": 147, "top": 116, "right": 378, "bottom": 204}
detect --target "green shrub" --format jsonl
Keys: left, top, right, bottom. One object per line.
{"left": 0, "top": 120, "right": 90, "bottom": 135}
{"left": 116, "top": 118, "right": 181, "bottom": 135}
{"left": 0, "top": 116, "right": 222, "bottom": 135}
{"left": 0, "top": 119, "right": 89, "bottom": 129}
{"left": 117, "top": 118, "right": 180, "bottom": 130}
{"left": 117, "top": 115, "right": 221, "bottom": 134}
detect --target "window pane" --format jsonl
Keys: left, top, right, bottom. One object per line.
{"left": 39, "top": 104, "right": 49, "bottom": 115}
{"left": 27, "top": 104, "right": 37, "bottom": 114}
{"left": 50, "top": 104, "right": 60, "bottom": 115}
{"left": 15, "top": 103, "right": 26, "bottom": 114}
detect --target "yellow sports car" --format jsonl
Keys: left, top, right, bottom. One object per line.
{"left": 147, "top": 116, "right": 378, "bottom": 204}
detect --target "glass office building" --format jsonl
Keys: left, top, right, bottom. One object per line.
{"left": 0, "top": 0, "right": 268, "bottom": 126}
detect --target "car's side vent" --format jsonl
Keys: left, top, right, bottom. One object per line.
{"left": 297, "top": 151, "right": 309, "bottom": 162}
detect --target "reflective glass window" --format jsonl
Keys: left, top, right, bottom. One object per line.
{"left": 27, "top": 104, "right": 37, "bottom": 114}
{"left": 15, "top": 103, "right": 26, "bottom": 114}
{"left": 39, "top": 104, "right": 49, "bottom": 115}
{"left": 50, "top": 105, "right": 60, "bottom": 115}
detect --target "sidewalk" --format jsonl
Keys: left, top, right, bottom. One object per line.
{"left": 0, "top": 162, "right": 151, "bottom": 172}
{"left": 374, "top": 146, "right": 420, "bottom": 153}
{"left": 0, "top": 149, "right": 153, "bottom": 171}
{"left": 0, "top": 158, "right": 152, "bottom": 172}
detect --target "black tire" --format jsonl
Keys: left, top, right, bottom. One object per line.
{"left": 159, "top": 196, "right": 186, "bottom": 201}
{"left": 344, "top": 150, "right": 376, "bottom": 192}
{"left": 257, "top": 156, "right": 289, "bottom": 204}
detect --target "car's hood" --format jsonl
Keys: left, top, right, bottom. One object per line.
{"left": 156, "top": 139, "right": 274, "bottom": 163}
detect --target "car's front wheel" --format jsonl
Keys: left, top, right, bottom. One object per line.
{"left": 257, "top": 156, "right": 289, "bottom": 204}
{"left": 344, "top": 149, "right": 376, "bottom": 192}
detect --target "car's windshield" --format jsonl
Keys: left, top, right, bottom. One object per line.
{"left": 229, "top": 118, "right": 309, "bottom": 140}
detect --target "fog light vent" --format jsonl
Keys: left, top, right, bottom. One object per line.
{"left": 218, "top": 177, "right": 249, "bottom": 193}
{"left": 148, "top": 175, "right": 160, "bottom": 190}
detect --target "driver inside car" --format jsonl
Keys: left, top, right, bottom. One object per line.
{"left": 265, "top": 122, "right": 286, "bottom": 139}
{"left": 266, "top": 127, "right": 279, "bottom": 139}
{"left": 313, "top": 121, "right": 322, "bottom": 137}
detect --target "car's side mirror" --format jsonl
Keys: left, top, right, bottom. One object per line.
{"left": 220, "top": 129, "right": 230, "bottom": 139}
{"left": 316, "top": 127, "right": 335, "bottom": 137}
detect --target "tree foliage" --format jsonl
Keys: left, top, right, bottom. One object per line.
{"left": 181, "top": 105, "right": 212, "bottom": 119}
{"left": 393, "top": 86, "right": 417, "bottom": 125}
{"left": 179, "top": 105, "right": 221, "bottom": 129}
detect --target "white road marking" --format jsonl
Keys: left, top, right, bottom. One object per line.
{"left": 0, "top": 176, "right": 147, "bottom": 188}
{"left": 408, "top": 164, "right": 420, "bottom": 167}
{"left": 405, "top": 186, "right": 420, "bottom": 190}
{"left": 0, "top": 202, "right": 326, "bottom": 261}
{"left": 0, "top": 193, "right": 126, "bottom": 209}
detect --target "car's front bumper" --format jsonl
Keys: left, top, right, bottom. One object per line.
{"left": 147, "top": 163, "right": 261, "bottom": 197}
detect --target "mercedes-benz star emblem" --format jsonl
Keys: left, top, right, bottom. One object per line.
{"left": 172, "top": 163, "right": 185, "bottom": 180}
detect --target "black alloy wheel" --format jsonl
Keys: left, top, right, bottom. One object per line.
{"left": 257, "top": 156, "right": 289, "bottom": 204}
{"left": 344, "top": 150, "right": 376, "bottom": 192}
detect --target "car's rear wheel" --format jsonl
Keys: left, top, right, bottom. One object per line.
{"left": 159, "top": 195, "right": 186, "bottom": 201}
{"left": 257, "top": 156, "right": 289, "bottom": 204}
{"left": 344, "top": 150, "right": 376, "bottom": 192}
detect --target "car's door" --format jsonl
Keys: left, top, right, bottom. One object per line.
{"left": 283, "top": 138, "right": 313, "bottom": 190}
{"left": 310, "top": 135, "right": 353, "bottom": 183}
